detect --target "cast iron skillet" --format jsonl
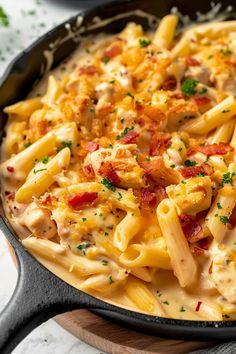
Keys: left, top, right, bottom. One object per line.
{"left": 1, "top": 0, "right": 236, "bottom": 353}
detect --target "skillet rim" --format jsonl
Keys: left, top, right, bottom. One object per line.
{"left": 1, "top": 0, "right": 236, "bottom": 334}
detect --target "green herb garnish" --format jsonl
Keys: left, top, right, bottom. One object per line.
{"left": 33, "top": 168, "right": 47, "bottom": 174}
{"left": 101, "top": 178, "right": 116, "bottom": 191}
{"left": 24, "top": 141, "right": 32, "bottom": 148}
{"left": 103, "top": 56, "right": 110, "bottom": 64}
{"left": 56, "top": 141, "right": 72, "bottom": 153}
{"left": 181, "top": 79, "right": 199, "bottom": 96}
{"left": 126, "top": 92, "right": 134, "bottom": 99}
{"left": 101, "top": 260, "right": 108, "bottom": 266}
{"left": 0, "top": 6, "right": 9, "bottom": 27}
{"left": 217, "top": 202, "right": 222, "bottom": 209}
{"left": 116, "top": 126, "right": 134, "bottom": 140}
{"left": 77, "top": 243, "right": 90, "bottom": 251}
{"left": 219, "top": 215, "right": 229, "bottom": 225}
{"left": 220, "top": 172, "right": 236, "bottom": 187}
{"left": 180, "top": 306, "right": 186, "bottom": 312}
{"left": 220, "top": 48, "right": 232, "bottom": 56}
{"left": 42, "top": 155, "right": 49, "bottom": 164}
{"left": 108, "top": 275, "right": 114, "bottom": 284}
{"left": 139, "top": 38, "right": 151, "bottom": 48}
{"left": 184, "top": 159, "right": 197, "bottom": 167}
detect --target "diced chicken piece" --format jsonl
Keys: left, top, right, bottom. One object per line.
{"left": 209, "top": 241, "right": 236, "bottom": 304}
{"left": 141, "top": 156, "right": 181, "bottom": 187}
{"left": 95, "top": 82, "right": 114, "bottom": 114}
{"left": 84, "top": 144, "right": 144, "bottom": 188}
{"left": 21, "top": 202, "right": 57, "bottom": 239}
{"left": 185, "top": 64, "right": 211, "bottom": 85}
{"left": 215, "top": 72, "right": 236, "bottom": 96}
{"left": 167, "top": 99, "right": 199, "bottom": 130}
{"left": 166, "top": 176, "right": 212, "bottom": 214}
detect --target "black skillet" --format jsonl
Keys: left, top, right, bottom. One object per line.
{"left": 1, "top": 0, "right": 236, "bottom": 353}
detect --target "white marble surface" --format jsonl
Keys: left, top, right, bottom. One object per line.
{"left": 0, "top": 0, "right": 106, "bottom": 353}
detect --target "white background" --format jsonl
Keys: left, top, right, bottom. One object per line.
{"left": 0, "top": 0, "right": 107, "bottom": 353}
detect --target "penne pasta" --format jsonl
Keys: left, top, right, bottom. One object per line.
{"left": 153, "top": 14, "right": 178, "bottom": 49}
{"left": 208, "top": 119, "right": 236, "bottom": 144}
{"left": 157, "top": 199, "right": 197, "bottom": 287}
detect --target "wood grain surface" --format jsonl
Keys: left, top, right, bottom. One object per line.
{"left": 56, "top": 310, "right": 215, "bottom": 354}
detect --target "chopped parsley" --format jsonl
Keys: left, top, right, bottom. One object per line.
{"left": 197, "top": 172, "right": 205, "bottom": 177}
{"left": 219, "top": 215, "right": 229, "bottom": 225}
{"left": 220, "top": 172, "right": 236, "bottom": 187}
{"left": 181, "top": 79, "right": 199, "bottom": 96}
{"left": 198, "top": 87, "right": 208, "bottom": 94}
{"left": 101, "top": 178, "right": 116, "bottom": 191}
{"left": 222, "top": 109, "right": 230, "bottom": 113}
{"left": 33, "top": 168, "right": 47, "bottom": 174}
{"left": 184, "top": 159, "right": 197, "bottom": 167}
{"left": 0, "top": 6, "right": 9, "bottom": 27}
{"left": 101, "top": 260, "right": 108, "bottom": 266}
{"left": 56, "top": 141, "right": 72, "bottom": 153}
{"left": 217, "top": 202, "right": 223, "bottom": 209}
{"left": 126, "top": 92, "right": 134, "bottom": 99}
{"left": 146, "top": 156, "right": 151, "bottom": 161}
{"left": 103, "top": 56, "right": 110, "bottom": 64}
{"left": 117, "top": 192, "right": 122, "bottom": 201}
{"left": 178, "top": 147, "right": 183, "bottom": 152}
{"left": 208, "top": 55, "right": 213, "bottom": 60}
{"left": 108, "top": 275, "right": 114, "bottom": 284}
{"left": 77, "top": 243, "right": 90, "bottom": 252}
{"left": 24, "top": 141, "right": 32, "bottom": 148}
{"left": 116, "top": 126, "right": 134, "bottom": 140}
{"left": 220, "top": 47, "right": 232, "bottom": 56}
{"left": 42, "top": 155, "right": 49, "bottom": 164}
{"left": 139, "top": 38, "right": 151, "bottom": 48}
{"left": 82, "top": 217, "right": 87, "bottom": 222}
{"left": 180, "top": 306, "right": 186, "bottom": 312}
{"left": 170, "top": 164, "right": 176, "bottom": 168}
{"left": 109, "top": 79, "right": 115, "bottom": 84}
{"left": 120, "top": 118, "right": 124, "bottom": 124}
{"left": 162, "top": 301, "right": 169, "bottom": 305}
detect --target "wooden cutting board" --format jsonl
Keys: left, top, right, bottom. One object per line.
{"left": 55, "top": 310, "right": 215, "bottom": 354}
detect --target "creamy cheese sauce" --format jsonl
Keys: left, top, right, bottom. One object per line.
{"left": 1, "top": 16, "right": 236, "bottom": 320}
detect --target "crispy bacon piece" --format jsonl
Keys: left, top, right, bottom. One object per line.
{"left": 180, "top": 214, "right": 203, "bottom": 243}
{"left": 186, "top": 56, "right": 200, "bottom": 66}
{"left": 161, "top": 77, "right": 177, "bottom": 91}
{"left": 104, "top": 45, "right": 122, "bottom": 60}
{"left": 79, "top": 65, "right": 97, "bottom": 75}
{"left": 193, "top": 97, "right": 211, "bottom": 106}
{"left": 83, "top": 164, "right": 95, "bottom": 179}
{"left": 187, "top": 143, "right": 234, "bottom": 157}
{"left": 85, "top": 141, "right": 99, "bottom": 152}
{"left": 6, "top": 166, "right": 14, "bottom": 173}
{"left": 4, "top": 191, "right": 15, "bottom": 201}
{"left": 98, "top": 162, "right": 120, "bottom": 185}
{"left": 180, "top": 163, "right": 213, "bottom": 178}
{"left": 192, "top": 246, "right": 205, "bottom": 256}
{"left": 173, "top": 92, "right": 184, "bottom": 99}
{"left": 140, "top": 188, "right": 157, "bottom": 208}
{"left": 153, "top": 185, "right": 167, "bottom": 204}
{"left": 195, "top": 301, "right": 202, "bottom": 312}
{"left": 198, "top": 237, "right": 210, "bottom": 250}
{"left": 68, "top": 192, "right": 98, "bottom": 209}
{"left": 229, "top": 205, "right": 236, "bottom": 227}
{"left": 120, "top": 130, "right": 140, "bottom": 144}
{"left": 149, "top": 132, "right": 171, "bottom": 156}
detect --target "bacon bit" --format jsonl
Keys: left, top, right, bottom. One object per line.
{"left": 180, "top": 163, "right": 213, "bottom": 178}
{"left": 134, "top": 100, "right": 143, "bottom": 111}
{"left": 140, "top": 188, "right": 157, "bottom": 208}
{"left": 98, "top": 162, "right": 120, "bottom": 185}
{"left": 198, "top": 237, "right": 210, "bottom": 250}
{"left": 103, "top": 45, "right": 122, "bottom": 60}
{"left": 208, "top": 261, "right": 213, "bottom": 274}
{"left": 187, "top": 143, "right": 234, "bottom": 157}
{"left": 180, "top": 214, "right": 203, "bottom": 243}
{"left": 6, "top": 166, "right": 14, "bottom": 173}
{"left": 120, "top": 130, "right": 139, "bottom": 144}
{"left": 186, "top": 56, "right": 200, "bottom": 66}
{"left": 229, "top": 205, "right": 236, "bottom": 227}
{"left": 79, "top": 65, "right": 97, "bottom": 75}
{"left": 68, "top": 192, "right": 98, "bottom": 209}
{"left": 40, "top": 193, "right": 54, "bottom": 207}
{"left": 85, "top": 141, "right": 99, "bottom": 152}
{"left": 161, "top": 77, "right": 177, "bottom": 91}
{"left": 153, "top": 185, "right": 167, "bottom": 205}
{"left": 83, "top": 164, "right": 95, "bottom": 179}
{"left": 193, "top": 97, "right": 211, "bottom": 106}
{"left": 195, "top": 301, "right": 202, "bottom": 312}
{"left": 4, "top": 191, "right": 15, "bottom": 200}
{"left": 196, "top": 209, "right": 209, "bottom": 221}
{"left": 149, "top": 132, "right": 171, "bottom": 156}
{"left": 173, "top": 92, "right": 184, "bottom": 99}
{"left": 192, "top": 246, "right": 205, "bottom": 256}
{"left": 136, "top": 117, "right": 145, "bottom": 126}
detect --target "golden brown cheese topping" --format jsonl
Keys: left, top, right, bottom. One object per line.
{"left": 2, "top": 15, "right": 236, "bottom": 320}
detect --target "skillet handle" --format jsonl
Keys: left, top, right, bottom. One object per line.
{"left": 0, "top": 218, "right": 92, "bottom": 354}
